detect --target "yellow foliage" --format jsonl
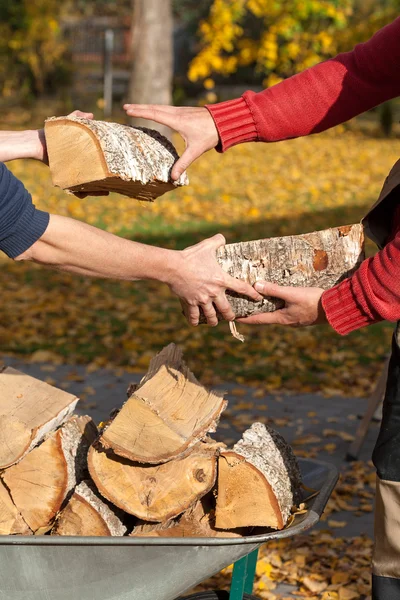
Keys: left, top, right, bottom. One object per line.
{"left": 189, "top": 0, "right": 396, "bottom": 90}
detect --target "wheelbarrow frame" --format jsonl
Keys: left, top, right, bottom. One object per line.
{"left": 0, "top": 458, "right": 338, "bottom": 600}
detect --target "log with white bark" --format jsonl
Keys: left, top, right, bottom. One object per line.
{"left": 0, "top": 367, "right": 78, "bottom": 469}
{"left": 44, "top": 116, "right": 188, "bottom": 200}
{"left": 99, "top": 344, "right": 227, "bottom": 464}
{"left": 88, "top": 441, "right": 218, "bottom": 522}
{"left": 215, "top": 423, "right": 301, "bottom": 530}
{"left": 2, "top": 416, "right": 97, "bottom": 533}
{"left": 52, "top": 481, "right": 127, "bottom": 537}
{"left": 207, "top": 224, "right": 364, "bottom": 322}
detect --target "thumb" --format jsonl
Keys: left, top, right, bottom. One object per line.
{"left": 254, "top": 281, "right": 294, "bottom": 300}
{"left": 171, "top": 145, "right": 200, "bottom": 181}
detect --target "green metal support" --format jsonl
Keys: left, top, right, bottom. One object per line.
{"left": 229, "top": 549, "right": 259, "bottom": 600}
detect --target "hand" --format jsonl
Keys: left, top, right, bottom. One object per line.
{"left": 123, "top": 104, "right": 219, "bottom": 181}
{"left": 37, "top": 110, "right": 94, "bottom": 164}
{"left": 167, "top": 234, "right": 263, "bottom": 327}
{"left": 237, "top": 281, "right": 327, "bottom": 327}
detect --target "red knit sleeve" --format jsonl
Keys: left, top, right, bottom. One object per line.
{"left": 206, "top": 17, "right": 400, "bottom": 151}
{"left": 322, "top": 229, "right": 400, "bottom": 335}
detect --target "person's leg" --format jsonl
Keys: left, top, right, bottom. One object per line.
{"left": 372, "top": 323, "right": 400, "bottom": 599}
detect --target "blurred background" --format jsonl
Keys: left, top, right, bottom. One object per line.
{"left": 0, "top": 0, "right": 400, "bottom": 398}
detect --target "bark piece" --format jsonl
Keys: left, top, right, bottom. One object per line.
{"left": 131, "top": 493, "right": 242, "bottom": 538}
{"left": 2, "top": 416, "right": 97, "bottom": 532}
{"left": 88, "top": 442, "right": 218, "bottom": 522}
{"left": 0, "top": 367, "right": 78, "bottom": 468}
{"left": 52, "top": 481, "right": 126, "bottom": 536}
{"left": 0, "top": 479, "right": 32, "bottom": 535}
{"left": 100, "top": 344, "right": 227, "bottom": 464}
{"left": 44, "top": 116, "right": 188, "bottom": 200}
{"left": 208, "top": 223, "right": 364, "bottom": 320}
{"left": 215, "top": 423, "right": 301, "bottom": 530}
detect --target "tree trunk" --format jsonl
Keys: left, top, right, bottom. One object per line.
{"left": 2, "top": 416, "right": 97, "bottom": 533}
{"left": 208, "top": 223, "right": 364, "bottom": 321}
{"left": 0, "top": 367, "right": 78, "bottom": 469}
{"left": 129, "top": 0, "right": 173, "bottom": 139}
{"left": 215, "top": 423, "right": 302, "bottom": 530}
{"left": 52, "top": 481, "right": 127, "bottom": 537}
{"left": 44, "top": 116, "right": 188, "bottom": 200}
{"left": 100, "top": 344, "right": 227, "bottom": 464}
{"left": 88, "top": 441, "right": 218, "bottom": 522}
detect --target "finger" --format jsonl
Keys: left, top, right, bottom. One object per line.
{"left": 124, "top": 104, "right": 178, "bottom": 130}
{"left": 187, "top": 305, "right": 200, "bottom": 327}
{"left": 200, "top": 303, "right": 218, "bottom": 327}
{"left": 254, "top": 281, "right": 295, "bottom": 301}
{"left": 214, "top": 294, "right": 235, "bottom": 322}
{"left": 171, "top": 146, "right": 198, "bottom": 181}
{"left": 68, "top": 110, "right": 94, "bottom": 120}
{"left": 206, "top": 233, "right": 226, "bottom": 250}
{"left": 237, "top": 311, "right": 284, "bottom": 325}
{"left": 73, "top": 191, "right": 110, "bottom": 199}
{"left": 225, "top": 275, "right": 263, "bottom": 302}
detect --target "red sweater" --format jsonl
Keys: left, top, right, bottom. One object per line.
{"left": 207, "top": 17, "right": 400, "bottom": 335}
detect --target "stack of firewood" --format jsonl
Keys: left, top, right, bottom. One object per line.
{"left": 0, "top": 344, "right": 302, "bottom": 537}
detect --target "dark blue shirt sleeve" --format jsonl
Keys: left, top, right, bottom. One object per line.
{"left": 0, "top": 162, "right": 49, "bottom": 258}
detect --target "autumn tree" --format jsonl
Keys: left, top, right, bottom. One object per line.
{"left": 128, "top": 0, "right": 173, "bottom": 138}
{"left": 188, "top": 0, "right": 397, "bottom": 90}
{"left": 0, "top": 0, "right": 66, "bottom": 97}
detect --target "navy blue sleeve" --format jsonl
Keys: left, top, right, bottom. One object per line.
{"left": 0, "top": 162, "right": 50, "bottom": 258}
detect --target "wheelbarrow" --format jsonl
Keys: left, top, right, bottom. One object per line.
{"left": 0, "top": 457, "right": 338, "bottom": 600}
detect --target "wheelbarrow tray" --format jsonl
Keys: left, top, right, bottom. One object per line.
{"left": 0, "top": 458, "right": 338, "bottom": 600}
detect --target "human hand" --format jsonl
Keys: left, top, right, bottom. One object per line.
{"left": 168, "top": 234, "right": 263, "bottom": 326}
{"left": 123, "top": 104, "right": 219, "bottom": 181}
{"left": 237, "top": 281, "right": 327, "bottom": 327}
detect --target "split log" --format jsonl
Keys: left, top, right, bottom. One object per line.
{"left": 88, "top": 442, "right": 218, "bottom": 522}
{"left": 208, "top": 223, "right": 364, "bottom": 321}
{"left": 131, "top": 494, "right": 242, "bottom": 538}
{"left": 2, "top": 416, "right": 97, "bottom": 533}
{"left": 0, "top": 479, "right": 32, "bottom": 535}
{"left": 0, "top": 367, "right": 78, "bottom": 469}
{"left": 44, "top": 116, "right": 188, "bottom": 201}
{"left": 215, "top": 423, "right": 301, "bottom": 530}
{"left": 52, "top": 481, "right": 126, "bottom": 536}
{"left": 99, "top": 344, "right": 227, "bottom": 464}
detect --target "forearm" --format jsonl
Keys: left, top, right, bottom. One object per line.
{"left": 322, "top": 231, "right": 400, "bottom": 335}
{"left": 16, "top": 214, "right": 178, "bottom": 283}
{"left": 0, "top": 129, "right": 45, "bottom": 163}
{"left": 207, "top": 17, "right": 400, "bottom": 150}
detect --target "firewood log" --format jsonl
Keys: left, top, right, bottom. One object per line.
{"left": 0, "top": 367, "right": 78, "bottom": 469}
{"left": 215, "top": 423, "right": 301, "bottom": 530}
{"left": 131, "top": 493, "right": 242, "bottom": 538}
{"left": 0, "top": 479, "right": 32, "bottom": 535}
{"left": 99, "top": 344, "right": 227, "bottom": 464}
{"left": 2, "top": 416, "right": 97, "bottom": 533}
{"left": 52, "top": 481, "right": 126, "bottom": 536}
{"left": 44, "top": 116, "right": 188, "bottom": 200}
{"left": 206, "top": 223, "right": 364, "bottom": 322}
{"left": 88, "top": 442, "right": 218, "bottom": 522}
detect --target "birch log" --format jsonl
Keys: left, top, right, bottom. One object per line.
{"left": 0, "top": 367, "right": 78, "bottom": 469}
{"left": 88, "top": 441, "right": 218, "bottom": 522}
{"left": 44, "top": 116, "right": 188, "bottom": 200}
{"left": 215, "top": 423, "right": 302, "bottom": 530}
{"left": 52, "top": 481, "right": 127, "bottom": 537}
{"left": 2, "top": 416, "right": 97, "bottom": 533}
{"left": 99, "top": 344, "right": 227, "bottom": 464}
{"left": 209, "top": 223, "right": 364, "bottom": 320}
